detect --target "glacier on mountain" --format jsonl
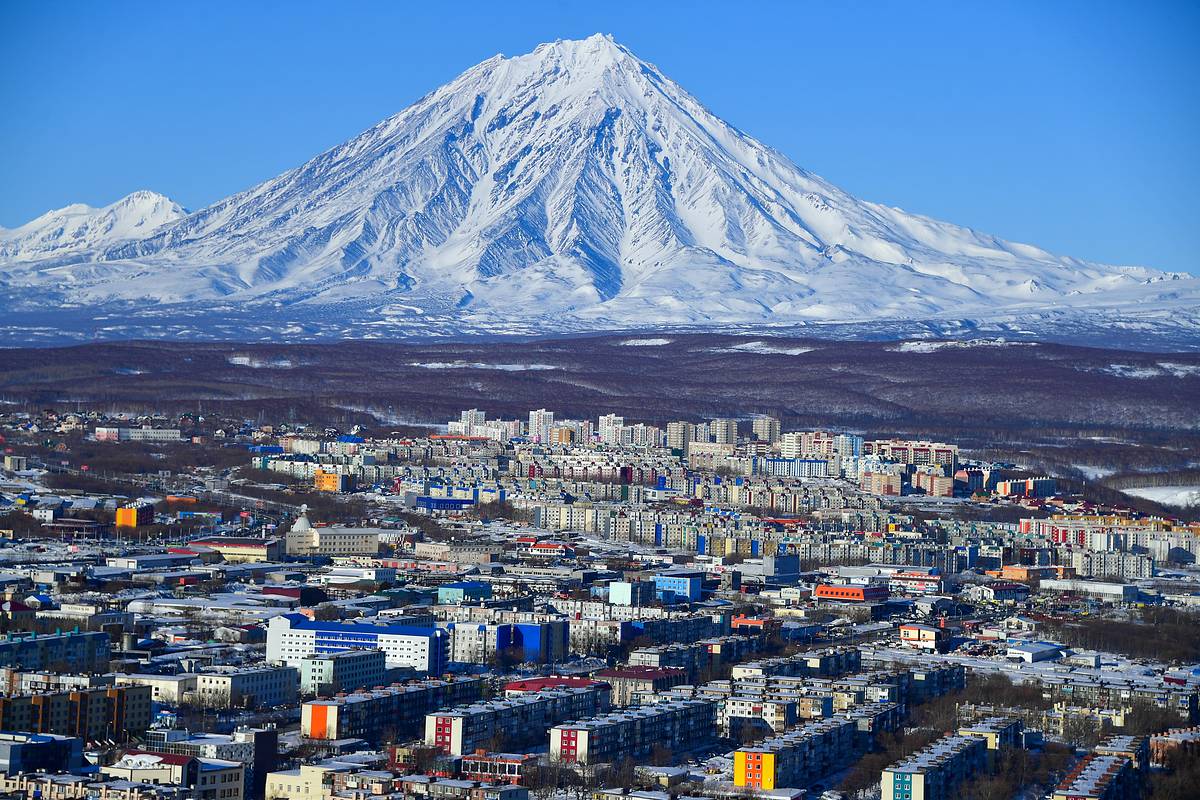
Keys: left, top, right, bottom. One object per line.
{"left": 0, "top": 34, "right": 1196, "bottom": 343}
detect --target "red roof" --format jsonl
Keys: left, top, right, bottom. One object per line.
{"left": 595, "top": 666, "right": 687, "bottom": 680}
{"left": 121, "top": 750, "right": 195, "bottom": 766}
{"left": 504, "top": 676, "right": 601, "bottom": 693}
{"left": 189, "top": 537, "right": 276, "bottom": 548}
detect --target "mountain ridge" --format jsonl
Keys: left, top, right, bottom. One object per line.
{"left": 1, "top": 34, "right": 1196, "bottom": 343}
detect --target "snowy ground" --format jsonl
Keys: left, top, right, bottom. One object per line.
{"left": 1123, "top": 485, "right": 1200, "bottom": 507}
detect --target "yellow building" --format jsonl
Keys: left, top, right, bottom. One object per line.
{"left": 734, "top": 749, "right": 778, "bottom": 790}
{"left": 265, "top": 763, "right": 343, "bottom": 800}
{"left": 187, "top": 536, "right": 284, "bottom": 563}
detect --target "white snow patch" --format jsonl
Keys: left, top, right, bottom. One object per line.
{"left": 1123, "top": 486, "right": 1200, "bottom": 507}
{"left": 711, "top": 341, "right": 814, "bottom": 355}
{"left": 1158, "top": 362, "right": 1200, "bottom": 377}
{"left": 619, "top": 338, "right": 673, "bottom": 346}
{"left": 890, "top": 339, "right": 1037, "bottom": 353}
{"left": 408, "top": 361, "right": 558, "bottom": 371}
{"left": 1073, "top": 465, "right": 1116, "bottom": 481}
{"left": 228, "top": 355, "right": 295, "bottom": 368}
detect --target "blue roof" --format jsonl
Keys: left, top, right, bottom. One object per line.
{"left": 285, "top": 614, "right": 439, "bottom": 637}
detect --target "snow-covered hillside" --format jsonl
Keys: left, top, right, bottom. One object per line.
{"left": 0, "top": 34, "right": 1196, "bottom": 342}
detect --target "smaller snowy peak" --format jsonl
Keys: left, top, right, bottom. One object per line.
{"left": 0, "top": 190, "right": 187, "bottom": 261}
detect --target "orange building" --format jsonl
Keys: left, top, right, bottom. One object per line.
{"left": 313, "top": 470, "right": 352, "bottom": 492}
{"left": 985, "top": 565, "right": 1073, "bottom": 582}
{"left": 731, "top": 614, "right": 782, "bottom": 635}
{"left": 115, "top": 503, "right": 153, "bottom": 528}
{"left": 814, "top": 584, "right": 889, "bottom": 603}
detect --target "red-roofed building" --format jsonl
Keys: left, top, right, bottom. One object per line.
{"left": 186, "top": 536, "right": 284, "bottom": 563}
{"left": 594, "top": 666, "right": 687, "bottom": 706}
{"left": 731, "top": 614, "right": 782, "bottom": 635}
{"left": 503, "top": 676, "right": 604, "bottom": 697}
{"left": 814, "top": 584, "right": 889, "bottom": 604}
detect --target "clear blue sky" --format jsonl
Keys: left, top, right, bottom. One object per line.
{"left": 2, "top": 0, "right": 1197, "bottom": 274}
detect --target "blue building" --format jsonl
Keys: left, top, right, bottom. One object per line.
{"left": 653, "top": 570, "right": 704, "bottom": 603}
{"left": 437, "top": 581, "right": 494, "bottom": 605}
{"left": 0, "top": 732, "right": 83, "bottom": 775}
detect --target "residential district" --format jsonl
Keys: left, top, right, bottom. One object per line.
{"left": 0, "top": 406, "right": 1197, "bottom": 800}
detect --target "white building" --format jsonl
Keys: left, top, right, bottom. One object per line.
{"left": 751, "top": 417, "right": 781, "bottom": 444}
{"left": 460, "top": 409, "right": 487, "bottom": 435}
{"left": 710, "top": 419, "right": 738, "bottom": 445}
{"left": 284, "top": 508, "right": 380, "bottom": 557}
{"left": 527, "top": 409, "right": 555, "bottom": 444}
{"left": 266, "top": 613, "right": 448, "bottom": 674}
{"left": 190, "top": 666, "right": 299, "bottom": 709}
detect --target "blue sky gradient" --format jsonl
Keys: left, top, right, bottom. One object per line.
{"left": 1, "top": 0, "right": 1197, "bottom": 274}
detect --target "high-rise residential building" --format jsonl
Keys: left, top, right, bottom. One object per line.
{"left": 752, "top": 416, "right": 781, "bottom": 443}
{"left": 863, "top": 439, "right": 959, "bottom": 467}
{"left": 833, "top": 433, "right": 864, "bottom": 458}
{"left": 598, "top": 414, "right": 624, "bottom": 444}
{"left": 710, "top": 418, "right": 738, "bottom": 445}
{"left": 666, "top": 421, "right": 692, "bottom": 451}
{"left": 528, "top": 409, "right": 555, "bottom": 444}
{"left": 460, "top": 409, "right": 486, "bottom": 434}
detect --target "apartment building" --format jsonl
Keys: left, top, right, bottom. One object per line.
{"left": 710, "top": 419, "right": 738, "bottom": 445}
{"left": 302, "top": 678, "right": 484, "bottom": 744}
{"left": 734, "top": 716, "right": 858, "bottom": 790}
{"left": 0, "top": 630, "right": 110, "bottom": 673}
{"left": 594, "top": 666, "right": 688, "bottom": 706}
{"left": 720, "top": 696, "right": 798, "bottom": 735}
{"left": 425, "top": 685, "right": 610, "bottom": 756}
{"left": 143, "top": 727, "right": 279, "bottom": 800}
{"left": 102, "top": 752, "right": 244, "bottom": 800}
{"left": 958, "top": 717, "right": 1024, "bottom": 753}
{"left": 550, "top": 699, "right": 716, "bottom": 765}
{"left": 114, "top": 674, "right": 197, "bottom": 705}
{"left": 861, "top": 471, "right": 902, "bottom": 496}
{"left": 1067, "top": 550, "right": 1155, "bottom": 580}
{"left": 0, "top": 684, "right": 151, "bottom": 743}
{"left": 0, "top": 773, "right": 187, "bottom": 800}
{"left": 863, "top": 439, "right": 958, "bottom": 467}
{"left": 1051, "top": 753, "right": 1138, "bottom": 800}
{"left": 266, "top": 613, "right": 448, "bottom": 674}
{"left": 751, "top": 417, "right": 781, "bottom": 444}
{"left": 0, "top": 732, "right": 84, "bottom": 776}
{"left": 880, "top": 735, "right": 988, "bottom": 800}
{"left": 730, "top": 647, "right": 862, "bottom": 680}
{"left": 190, "top": 666, "right": 298, "bottom": 709}
{"left": 300, "top": 649, "right": 387, "bottom": 696}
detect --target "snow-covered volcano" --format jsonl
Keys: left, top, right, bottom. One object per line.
{"left": 0, "top": 190, "right": 186, "bottom": 262}
{"left": 1, "top": 34, "right": 1196, "bottom": 342}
